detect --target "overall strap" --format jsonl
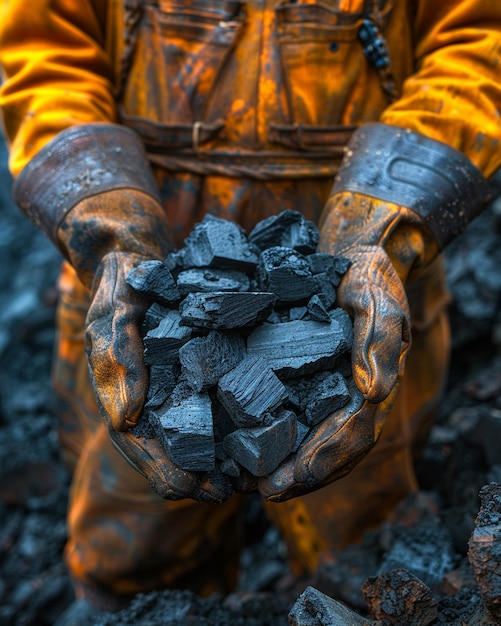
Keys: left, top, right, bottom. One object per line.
{"left": 114, "top": 0, "right": 144, "bottom": 101}
{"left": 360, "top": 0, "right": 397, "bottom": 103}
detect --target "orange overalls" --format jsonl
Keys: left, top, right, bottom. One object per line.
{"left": 1, "top": 0, "right": 501, "bottom": 608}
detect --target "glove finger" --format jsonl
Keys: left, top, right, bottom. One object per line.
{"left": 85, "top": 252, "right": 150, "bottom": 432}
{"left": 337, "top": 250, "right": 411, "bottom": 403}
{"left": 349, "top": 284, "right": 409, "bottom": 403}
{"left": 109, "top": 429, "right": 233, "bottom": 503}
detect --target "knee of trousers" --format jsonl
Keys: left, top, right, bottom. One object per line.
{"left": 65, "top": 423, "right": 244, "bottom": 597}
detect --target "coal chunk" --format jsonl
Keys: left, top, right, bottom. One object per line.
{"left": 177, "top": 268, "right": 250, "bottom": 295}
{"left": 248, "top": 210, "right": 319, "bottom": 255}
{"left": 223, "top": 409, "right": 297, "bottom": 477}
{"left": 292, "top": 420, "right": 311, "bottom": 453}
{"left": 257, "top": 247, "right": 319, "bottom": 304}
{"left": 179, "top": 331, "right": 246, "bottom": 393}
{"left": 126, "top": 260, "right": 180, "bottom": 305}
{"left": 362, "top": 569, "right": 438, "bottom": 625}
{"left": 143, "top": 310, "right": 191, "bottom": 366}
{"left": 217, "top": 356, "right": 289, "bottom": 428}
{"left": 220, "top": 456, "right": 241, "bottom": 478}
{"left": 307, "top": 294, "right": 331, "bottom": 322}
{"left": 247, "top": 315, "right": 353, "bottom": 379}
{"left": 182, "top": 215, "right": 259, "bottom": 272}
{"left": 288, "top": 586, "right": 372, "bottom": 625}
{"left": 468, "top": 482, "right": 501, "bottom": 623}
{"left": 286, "top": 371, "right": 351, "bottom": 426}
{"left": 307, "top": 253, "right": 351, "bottom": 286}
{"left": 179, "top": 291, "right": 276, "bottom": 329}
{"left": 150, "top": 384, "right": 215, "bottom": 472}
{"left": 143, "top": 302, "right": 172, "bottom": 333}
{"left": 144, "top": 364, "right": 178, "bottom": 410}
{"left": 378, "top": 518, "right": 456, "bottom": 588}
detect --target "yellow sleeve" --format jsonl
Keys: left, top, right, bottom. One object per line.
{"left": 381, "top": 0, "right": 501, "bottom": 179}
{"left": 0, "top": 0, "right": 116, "bottom": 177}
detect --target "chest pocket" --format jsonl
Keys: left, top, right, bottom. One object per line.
{"left": 274, "top": 0, "right": 397, "bottom": 129}
{"left": 121, "top": 1, "right": 246, "bottom": 148}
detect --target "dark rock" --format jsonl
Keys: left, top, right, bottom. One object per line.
{"left": 182, "top": 215, "right": 260, "bottom": 273}
{"left": 179, "top": 331, "right": 246, "bottom": 393}
{"left": 150, "top": 385, "right": 215, "bottom": 472}
{"left": 306, "top": 253, "right": 351, "bottom": 284}
{"left": 468, "top": 482, "right": 501, "bottom": 624}
{"left": 177, "top": 267, "right": 250, "bottom": 295}
{"left": 221, "top": 457, "right": 241, "bottom": 478}
{"left": 143, "top": 302, "right": 172, "bottom": 333}
{"left": 143, "top": 310, "right": 191, "bottom": 366}
{"left": 362, "top": 568, "right": 438, "bottom": 625}
{"left": 179, "top": 291, "right": 277, "bottom": 329}
{"left": 286, "top": 370, "right": 351, "bottom": 427}
{"left": 217, "top": 356, "right": 289, "bottom": 428}
{"left": 289, "top": 306, "right": 308, "bottom": 321}
{"left": 307, "top": 294, "right": 331, "bottom": 322}
{"left": 144, "top": 364, "right": 178, "bottom": 410}
{"left": 247, "top": 316, "right": 352, "bottom": 379}
{"left": 248, "top": 210, "right": 319, "bottom": 255}
{"left": 288, "top": 586, "right": 371, "bottom": 625}
{"left": 257, "top": 247, "right": 319, "bottom": 304}
{"left": 291, "top": 421, "right": 310, "bottom": 453}
{"left": 126, "top": 260, "right": 180, "bottom": 305}
{"left": 378, "top": 518, "right": 456, "bottom": 589}
{"left": 223, "top": 409, "right": 297, "bottom": 477}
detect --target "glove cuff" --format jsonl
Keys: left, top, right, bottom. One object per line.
{"left": 332, "top": 123, "right": 491, "bottom": 249}
{"left": 13, "top": 123, "right": 161, "bottom": 248}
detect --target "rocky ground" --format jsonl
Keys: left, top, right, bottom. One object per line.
{"left": 0, "top": 125, "right": 500, "bottom": 625}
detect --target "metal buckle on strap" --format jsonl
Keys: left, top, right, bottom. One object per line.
{"left": 192, "top": 121, "right": 203, "bottom": 154}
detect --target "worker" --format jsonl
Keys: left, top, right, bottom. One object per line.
{"left": 1, "top": 1, "right": 500, "bottom": 623}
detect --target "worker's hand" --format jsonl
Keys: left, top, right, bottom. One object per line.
{"left": 259, "top": 123, "right": 490, "bottom": 502}
{"left": 13, "top": 124, "right": 233, "bottom": 503}
{"left": 63, "top": 190, "right": 232, "bottom": 503}
{"left": 259, "top": 191, "right": 419, "bottom": 501}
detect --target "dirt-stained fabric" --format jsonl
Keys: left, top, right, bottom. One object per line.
{"left": 1, "top": 1, "right": 501, "bottom": 179}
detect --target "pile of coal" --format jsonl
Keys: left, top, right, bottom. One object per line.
{"left": 127, "top": 211, "right": 354, "bottom": 483}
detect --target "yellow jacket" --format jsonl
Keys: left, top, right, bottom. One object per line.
{"left": 1, "top": 0, "right": 501, "bottom": 182}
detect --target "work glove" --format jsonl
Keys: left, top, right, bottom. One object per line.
{"left": 260, "top": 122, "right": 490, "bottom": 502}
{"left": 14, "top": 123, "right": 232, "bottom": 503}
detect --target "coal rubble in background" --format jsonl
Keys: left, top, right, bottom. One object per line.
{"left": 1, "top": 116, "right": 501, "bottom": 624}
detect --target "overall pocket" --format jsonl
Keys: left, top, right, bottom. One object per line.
{"left": 121, "top": 1, "right": 246, "bottom": 143}
{"left": 275, "top": 1, "right": 395, "bottom": 129}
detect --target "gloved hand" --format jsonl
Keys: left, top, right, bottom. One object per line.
{"left": 14, "top": 123, "right": 232, "bottom": 503}
{"left": 260, "top": 122, "right": 490, "bottom": 502}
